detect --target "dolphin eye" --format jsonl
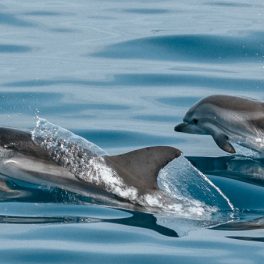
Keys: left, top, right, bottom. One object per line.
{"left": 193, "top": 118, "right": 198, "bottom": 124}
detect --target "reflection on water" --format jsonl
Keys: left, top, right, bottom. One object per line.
{"left": 0, "top": 210, "right": 178, "bottom": 238}
{"left": 187, "top": 156, "right": 264, "bottom": 187}
{"left": 213, "top": 217, "right": 264, "bottom": 231}
{"left": 227, "top": 236, "right": 264, "bottom": 243}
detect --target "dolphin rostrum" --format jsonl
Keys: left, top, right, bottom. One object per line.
{"left": 0, "top": 127, "right": 181, "bottom": 206}
{"left": 174, "top": 95, "right": 264, "bottom": 154}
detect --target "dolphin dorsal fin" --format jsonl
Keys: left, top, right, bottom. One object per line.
{"left": 104, "top": 146, "right": 181, "bottom": 192}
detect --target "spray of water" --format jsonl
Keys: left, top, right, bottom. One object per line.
{"left": 32, "top": 118, "right": 234, "bottom": 219}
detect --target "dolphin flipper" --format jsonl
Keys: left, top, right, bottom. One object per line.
{"left": 212, "top": 132, "right": 236, "bottom": 154}
{"left": 105, "top": 146, "right": 181, "bottom": 192}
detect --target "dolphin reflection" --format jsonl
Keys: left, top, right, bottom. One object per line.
{"left": 0, "top": 210, "right": 178, "bottom": 237}
{"left": 187, "top": 155, "right": 264, "bottom": 187}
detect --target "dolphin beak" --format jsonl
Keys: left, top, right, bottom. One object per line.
{"left": 174, "top": 122, "right": 205, "bottom": 134}
{"left": 174, "top": 122, "right": 189, "bottom": 132}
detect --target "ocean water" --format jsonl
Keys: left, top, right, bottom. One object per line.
{"left": 0, "top": 0, "right": 264, "bottom": 263}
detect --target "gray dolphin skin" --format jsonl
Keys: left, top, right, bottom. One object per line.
{"left": 0, "top": 127, "right": 181, "bottom": 204}
{"left": 175, "top": 95, "right": 264, "bottom": 154}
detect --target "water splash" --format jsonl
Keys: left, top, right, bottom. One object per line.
{"left": 32, "top": 118, "right": 139, "bottom": 202}
{"left": 32, "top": 118, "right": 106, "bottom": 157}
{"left": 158, "top": 155, "right": 234, "bottom": 211}
{"left": 31, "top": 118, "right": 233, "bottom": 219}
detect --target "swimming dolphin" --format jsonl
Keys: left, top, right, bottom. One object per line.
{"left": 0, "top": 127, "right": 181, "bottom": 206}
{"left": 174, "top": 95, "right": 264, "bottom": 154}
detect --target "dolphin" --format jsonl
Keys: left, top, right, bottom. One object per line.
{"left": 0, "top": 127, "right": 181, "bottom": 206}
{"left": 174, "top": 95, "right": 264, "bottom": 154}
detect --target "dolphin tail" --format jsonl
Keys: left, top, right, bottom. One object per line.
{"left": 104, "top": 146, "right": 181, "bottom": 192}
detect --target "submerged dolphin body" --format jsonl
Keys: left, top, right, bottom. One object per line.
{"left": 0, "top": 127, "right": 181, "bottom": 207}
{"left": 187, "top": 155, "right": 264, "bottom": 187}
{"left": 175, "top": 95, "right": 264, "bottom": 154}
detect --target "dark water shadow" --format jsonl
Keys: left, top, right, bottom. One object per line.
{"left": 93, "top": 32, "right": 264, "bottom": 63}
{"left": 104, "top": 209, "right": 178, "bottom": 237}
{"left": 0, "top": 44, "right": 32, "bottom": 53}
{"left": 23, "top": 11, "right": 64, "bottom": 17}
{"left": 0, "top": 210, "right": 178, "bottom": 237}
{"left": 206, "top": 1, "right": 253, "bottom": 7}
{"left": 0, "top": 215, "right": 92, "bottom": 224}
{"left": 0, "top": 12, "right": 35, "bottom": 27}
{"left": 0, "top": 174, "right": 178, "bottom": 237}
{"left": 187, "top": 156, "right": 264, "bottom": 187}
{"left": 227, "top": 236, "right": 264, "bottom": 242}
{"left": 123, "top": 8, "right": 170, "bottom": 14}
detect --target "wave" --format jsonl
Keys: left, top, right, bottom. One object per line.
{"left": 93, "top": 32, "right": 264, "bottom": 63}
{"left": 0, "top": 44, "right": 32, "bottom": 53}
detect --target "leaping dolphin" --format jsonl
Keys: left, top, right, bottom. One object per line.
{"left": 174, "top": 95, "right": 264, "bottom": 154}
{"left": 0, "top": 126, "right": 181, "bottom": 207}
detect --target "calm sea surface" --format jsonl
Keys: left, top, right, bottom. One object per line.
{"left": 0, "top": 0, "right": 264, "bottom": 263}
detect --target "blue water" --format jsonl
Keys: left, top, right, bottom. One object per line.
{"left": 0, "top": 0, "right": 264, "bottom": 263}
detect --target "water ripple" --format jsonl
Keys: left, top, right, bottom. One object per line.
{"left": 4, "top": 79, "right": 97, "bottom": 87}
{"left": 123, "top": 8, "right": 170, "bottom": 14}
{"left": 93, "top": 33, "right": 264, "bottom": 63}
{"left": 4, "top": 74, "right": 264, "bottom": 91}
{"left": 0, "top": 92, "right": 62, "bottom": 114}
{"left": 0, "top": 12, "right": 35, "bottom": 27}
{"left": 76, "top": 129, "right": 179, "bottom": 148}
{"left": 206, "top": 1, "right": 253, "bottom": 7}
{"left": 23, "top": 11, "right": 64, "bottom": 17}
{"left": 157, "top": 96, "right": 200, "bottom": 107}
{"left": 0, "top": 92, "right": 129, "bottom": 115}
{"left": 0, "top": 44, "right": 32, "bottom": 53}
{"left": 133, "top": 115, "right": 178, "bottom": 123}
